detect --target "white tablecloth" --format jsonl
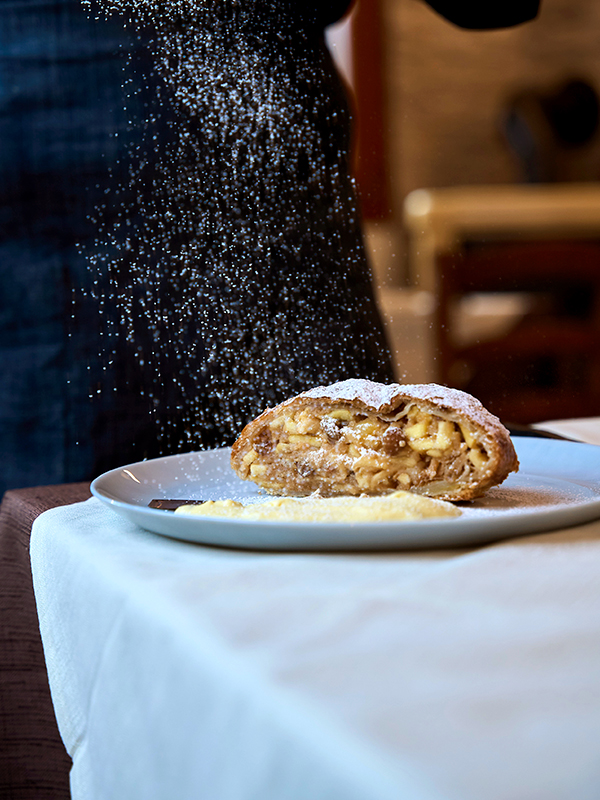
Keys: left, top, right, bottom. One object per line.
{"left": 31, "top": 435, "right": 600, "bottom": 800}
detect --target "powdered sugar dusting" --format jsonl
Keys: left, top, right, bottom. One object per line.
{"left": 460, "top": 473, "right": 597, "bottom": 518}
{"left": 301, "top": 378, "right": 404, "bottom": 410}
{"left": 301, "top": 379, "right": 510, "bottom": 436}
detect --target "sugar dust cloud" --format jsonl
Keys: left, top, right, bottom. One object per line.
{"left": 82, "top": 0, "right": 392, "bottom": 457}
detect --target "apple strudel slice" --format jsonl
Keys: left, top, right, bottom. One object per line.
{"left": 230, "top": 379, "right": 519, "bottom": 501}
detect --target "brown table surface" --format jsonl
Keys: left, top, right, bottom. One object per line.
{"left": 0, "top": 483, "right": 91, "bottom": 800}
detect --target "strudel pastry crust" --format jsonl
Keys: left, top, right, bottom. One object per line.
{"left": 230, "top": 379, "right": 519, "bottom": 501}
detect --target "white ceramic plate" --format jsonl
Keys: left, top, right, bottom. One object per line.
{"left": 90, "top": 437, "right": 600, "bottom": 550}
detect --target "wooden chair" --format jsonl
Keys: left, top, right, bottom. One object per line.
{"left": 404, "top": 185, "right": 600, "bottom": 423}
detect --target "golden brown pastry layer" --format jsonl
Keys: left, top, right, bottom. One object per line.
{"left": 230, "top": 379, "right": 519, "bottom": 501}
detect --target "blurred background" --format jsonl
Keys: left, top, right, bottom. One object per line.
{"left": 327, "top": 0, "right": 600, "bottom": 424}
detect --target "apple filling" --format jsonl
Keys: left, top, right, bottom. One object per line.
{"left": 235, "top": 401, "right": 490, "bottom": 499}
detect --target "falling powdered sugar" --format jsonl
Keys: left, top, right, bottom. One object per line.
{"left": 79, "top": 0, "right": 394, "bottom": 462}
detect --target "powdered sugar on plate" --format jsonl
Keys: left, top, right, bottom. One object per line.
{"left": 459, "top": 473, "right": 596, "bottom": 518}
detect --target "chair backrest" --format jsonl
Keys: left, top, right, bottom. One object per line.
{"left": 404, "top": 185, "right": 600, "bottom": 423}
